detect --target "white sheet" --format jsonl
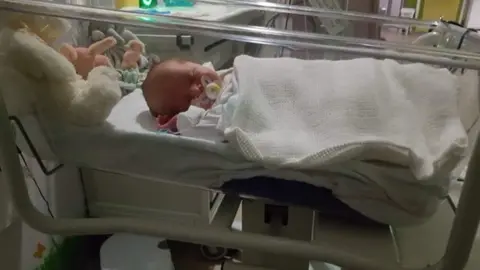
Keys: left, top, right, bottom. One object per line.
{"left": 15, "top": 66, "right": 478, "bottom": 226}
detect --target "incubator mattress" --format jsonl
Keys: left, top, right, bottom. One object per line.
{"left": 17, "top": 68, "right": 480, "bottom": 226}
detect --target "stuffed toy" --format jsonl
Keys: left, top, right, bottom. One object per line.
{"left": 119, "top": 39, "right": 145, "bottom": 85}
{"left": 0, "top": 12, "right": 71, "bottom": 47}
{"left": 59, "top": 37, "right": 117, "bottom": 79}
{"left": 89, "top": 23, "right": 139, "bottom": 47}
{"left": 88, "top": 23, "right": 149, "bottom": 70}
{"left": 0, "top": 27, "right": 122, "bottom": 127}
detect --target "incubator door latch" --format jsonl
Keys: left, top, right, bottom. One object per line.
{"left": 176, "top": 34, "right": 194, "bottom": 50}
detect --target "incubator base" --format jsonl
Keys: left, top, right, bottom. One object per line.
{"left": 100, "top": 233, "right": 174, "bottom": 270}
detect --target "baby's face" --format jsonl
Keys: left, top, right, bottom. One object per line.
{"left": 143, "top": 60, "right": 219, "bottom": 117}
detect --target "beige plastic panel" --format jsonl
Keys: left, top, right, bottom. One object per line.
{"left": 82, "top": 169, "right": 212, "bottom": 225}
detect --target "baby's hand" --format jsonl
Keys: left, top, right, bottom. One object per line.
{"left": 157, "top": 114, "right": 178, "bottom": 132}
{"left": 193, "top": 66, "right": 220, "bottom": 82}
{"left": 188, "top": 66, "right": 219, "bottom": 98}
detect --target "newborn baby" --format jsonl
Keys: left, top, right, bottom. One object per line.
{"left": 141, "top": 59, "right": 224, "bottom": 131}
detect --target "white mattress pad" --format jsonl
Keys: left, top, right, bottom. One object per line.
{"left": 13, "top": 74, "right": 479, "bottom": 226}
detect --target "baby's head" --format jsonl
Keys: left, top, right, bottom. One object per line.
{"left": 141, "top": 58, "right": 219, "bottom": 118}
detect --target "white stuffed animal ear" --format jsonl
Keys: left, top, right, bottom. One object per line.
{"left": 9, "top": 30, "right": 77, "bottom": 82}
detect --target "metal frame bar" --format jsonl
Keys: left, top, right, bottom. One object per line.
{"left": 231, "top": 0, "right": 480, "bottom": 46}
{"left": 442, "top": 138, "right": 480, "bottom": 270}
{"left": 462, "top": 0, "right": 474, "bottom": 26}
{"left": 0, "top": 1, "right": 480, "bottom": 270}
{"left": 0, "top": 1, "right": 478, "bottom": 61}
{"left": 196, "top": 0, "right": 480, "bottom": 44}
{"left": 2, "top": 1, "right": 480, "bottom": 66}
{"left": 198, "top": 0, "right": 434, "bottom": 26}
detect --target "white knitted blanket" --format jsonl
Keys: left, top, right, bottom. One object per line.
{"left": 222, "top": 55, "right": 468, "bottom": 181}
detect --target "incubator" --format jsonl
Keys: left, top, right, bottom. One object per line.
{"left": 1, "top": 1, "right": 480, "bottom": 270}
{"left": 118, "top": 2, "right": 264, "bottom": 68}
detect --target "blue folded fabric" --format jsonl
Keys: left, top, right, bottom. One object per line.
{"left": 222, "top": 177, "right": 383, "bottom": 226}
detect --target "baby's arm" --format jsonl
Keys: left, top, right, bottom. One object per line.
{"left": 156, "top": 115, "right": 179, "bottom": 131}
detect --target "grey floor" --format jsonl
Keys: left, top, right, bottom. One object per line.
{"left": 62, "top": 236, "right": 222, "bottom": 270}
{"left": 381, "top": 27, "right": 423, "bottom": 43}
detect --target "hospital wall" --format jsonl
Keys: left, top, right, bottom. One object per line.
{"left": 419, "top": 0, "right": 463, "bottom": 21}
{"left": 467, "top": 0, "right": 480, "bottom": 28}
{"left": 378, "top": 0, "right": 404, "bottom": 16}
{"left": 346, "top": 0, "right": 380, "bottom": 39}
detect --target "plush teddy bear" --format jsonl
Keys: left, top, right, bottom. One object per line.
{"left": 0, "top": 28, "right": 122, "bottom": 127}
{"left": 1, "top": 12, "right": 71, "bottom": 47}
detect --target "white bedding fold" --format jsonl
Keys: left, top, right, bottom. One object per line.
{"left": 222, "top": 55, "right": 468, "bottom": 182}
